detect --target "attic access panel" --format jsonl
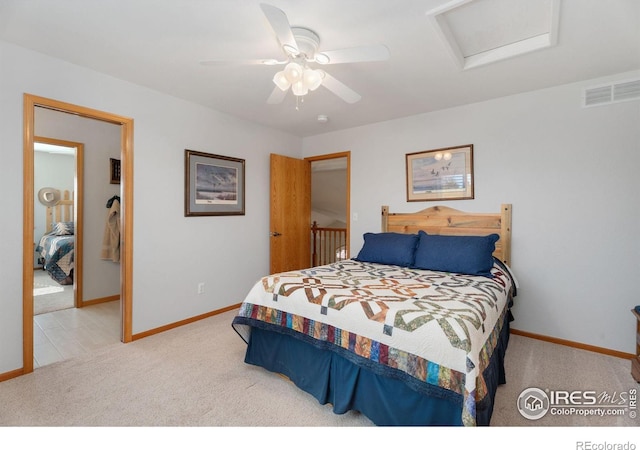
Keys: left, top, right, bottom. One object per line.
{"left": 427, "top": 0, "right": 560, "bottom": 70}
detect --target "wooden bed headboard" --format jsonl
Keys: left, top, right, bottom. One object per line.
{"left": 381, "top": 204, "right": 512, "bottom": 266}
{"left": 46, "top": 189, "right": 74, "bottom": 233}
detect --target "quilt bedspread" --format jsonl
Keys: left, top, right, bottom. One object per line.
{"left": 232, "top": 259, "right": 515, "bottom": 426}
{"left": 36, "top": 234, "right": 74, "bottom": 285}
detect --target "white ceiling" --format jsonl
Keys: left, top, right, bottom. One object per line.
{"left": 1, "top": 0, "right": 638, "bottom": 137}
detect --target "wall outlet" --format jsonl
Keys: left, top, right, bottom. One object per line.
{"left": 197, "top": 282, "right": 205, "bottom": 294}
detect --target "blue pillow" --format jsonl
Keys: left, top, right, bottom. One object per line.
{"left": 354, "top": 232, "right": 418, "bottom": 267}
{"left": 412, "top": 231, "right": 499, "bottom": 277}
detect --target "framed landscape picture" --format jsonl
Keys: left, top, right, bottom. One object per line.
{"left": 184, "top": 149, "right": 245, "bottom": 216}
{"left": 405, "top": 144, "right": 474, "bottom": 202}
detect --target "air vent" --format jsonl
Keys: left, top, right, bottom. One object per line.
{"left": 583, "top": 79, "right": 640, "bottom": 107}
{"left": 614, "top": 80, "right": 640, "bottom": 102}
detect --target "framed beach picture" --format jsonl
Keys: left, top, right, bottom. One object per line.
{"left": 184, "top": 149, "right": 245, "bottom": 216}
{"left": 405, "top": 144, "right": 474, "bottom": 202}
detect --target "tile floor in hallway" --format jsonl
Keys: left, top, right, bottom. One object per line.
{"left": 33, "top": 300, "right": 121, "bottom": 368}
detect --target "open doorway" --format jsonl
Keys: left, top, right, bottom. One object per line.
{"left": 269, "top": 151, "right": 350, "bottom": 274}
{"left": 22, "top": 94, "right": 134, "bottom": 375}
{"left": 310, "top": 156, "right": 349, "bottom": 265}
{"left": 33, "top": 137, "right": 83, "bottom": 318}
{"left": 31, "top": 118, "right": 121, "bottom": 367}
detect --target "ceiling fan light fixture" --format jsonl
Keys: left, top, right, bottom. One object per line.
{"left": 273, "top": 71, "right": 291, "bottom": 90}
{"left": 303, "top": 68, "right": 323, "bottom": 91}
{"left": 284, "top": 62, "right": 303, "bottom": 82}
{"left": 291, "top": 80, "right": 309, "bottom": 96}
{"left": 209, "top": 4, "right": 389, "bottom": 107}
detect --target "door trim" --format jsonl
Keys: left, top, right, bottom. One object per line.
{"left": 23, "top": 94, "right": 134, "bottom": 374}
{"left": 34, "top": 135, "right": 84, "bottom": 309}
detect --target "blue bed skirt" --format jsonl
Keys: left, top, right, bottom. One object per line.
{"left": 242, "top": 316, "right": 510, "bottom": 426}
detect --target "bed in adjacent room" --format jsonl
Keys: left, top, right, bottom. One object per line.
{"left": 232, "top": 204, "right": 516, "bottom": 426}
{"left": 36, "top": 189, "right": 75, "bottom": 285}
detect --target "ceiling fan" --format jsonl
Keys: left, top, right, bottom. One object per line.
{"left": 200, "top": 3, "right": 390, "bottom": 106}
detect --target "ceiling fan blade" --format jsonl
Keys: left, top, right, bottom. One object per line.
{"left": 316, "top": 45, "right": 390, "bottom": 64}
{"left": 199, "top": 59, "right": 276, "bottom": 66}
{"left": 267, "top": 86, "right": 288, "bottom": 104}
{"left": 260, "top": 3, "right": 299, "bottom": 55}
{"left": 320, "top": 72, "right": 361, "bottom": 104}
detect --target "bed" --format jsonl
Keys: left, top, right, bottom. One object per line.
{"left": 232, "top": 204, "right": 515, "bottom": 426}
{"left": 36, "top": 190, "right": 75, "bottom": 285}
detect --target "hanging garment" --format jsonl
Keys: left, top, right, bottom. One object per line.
{"left": 101, "top": 198, "right": 120, "bottom": 262}
{"left": 106, "top": 195, "right": 120, "bottom": 208}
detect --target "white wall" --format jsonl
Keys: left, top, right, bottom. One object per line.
{"left": 311, "top": 168, "right": 348, "bottom": 225}
{"left": 303, "top": 70, "right": 640, "bottom": 355}
{"left": 0, "top": 40, "right": 302, "bottom": 374}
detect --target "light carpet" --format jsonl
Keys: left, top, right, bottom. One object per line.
{"left": 33, "top": 270, "right": 74, "bottom": 315}
{"left": 1, "top": 309, "right": 370, "bottom": 427}
{"left": 0, "top": 309, "right": 638, "bottom": 431}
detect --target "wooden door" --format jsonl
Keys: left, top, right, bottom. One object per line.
{"left": 270, "top": 153, "right": 311, "bottom": 274}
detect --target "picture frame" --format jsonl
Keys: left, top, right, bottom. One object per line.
{"left": 109, "top": 158, "right": 121, "bottom": 185}
{"left": 184, "top": 149, "right": 245, "bottom": 216}
{"left": 405, "top": 144, "right": 474, "bottom": 202}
